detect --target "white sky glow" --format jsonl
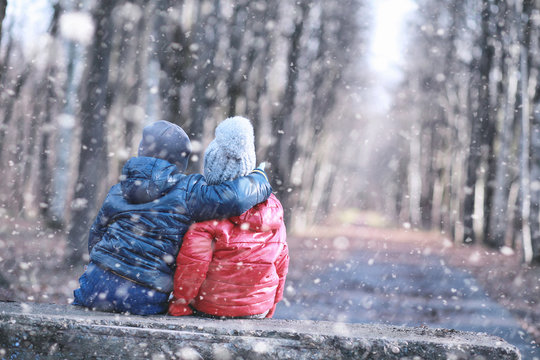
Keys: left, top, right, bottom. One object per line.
{"left": 368, "top": 0, "right": 418, "bottom": 111}
{"left": 5, "top": 0, "right": 50, "bottom": 41}
{"left": 369, "top": 0, "right": 417, "bottom": 76}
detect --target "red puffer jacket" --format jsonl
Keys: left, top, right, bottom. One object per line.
{"left": 169, "top": 194, "right": 288, "bottom": 318}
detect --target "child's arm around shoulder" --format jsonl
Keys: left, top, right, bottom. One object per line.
{"left": 186, "top": 167, "right": 272, "bottom": 222}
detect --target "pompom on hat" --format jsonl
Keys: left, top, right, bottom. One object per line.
{"left": 204, "top": 116, "right": 256, "bottom": 185}
{"left": 138, "top": 120, "right": 192, "bottom": 172}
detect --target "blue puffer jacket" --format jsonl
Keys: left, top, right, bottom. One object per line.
{"left": 88, "top": 156, "right": 271, "bottom": 293}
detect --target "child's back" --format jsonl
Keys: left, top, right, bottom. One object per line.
{"left": 73, "top": 121, "right": 272, "bottom": 315}
{"left": 170, "top": 193, "right": 288, "bottom": 317}
{"left": 169, "top": 116, "right": 289, "bottom": 318}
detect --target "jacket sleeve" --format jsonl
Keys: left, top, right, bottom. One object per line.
{"left": 187, "top": 169, "right": 272, "bottom": 222}
{"left": 266, "top": 242, "right": 289, "bottom": 318}
{"left": 87, "top": 205, "right": 110, "bottom": 254}
{"left": 169, "top": 222, "right": 214, "bottom": 316}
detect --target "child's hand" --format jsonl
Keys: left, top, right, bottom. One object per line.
{"left": 168, "top": 300, "right": 194, "bottom": 316}
{"left": 169, "top": 305, "right": 193, "bottom": 316}
{"left": 251, "top": 162, "right": 269, "bottom": 182}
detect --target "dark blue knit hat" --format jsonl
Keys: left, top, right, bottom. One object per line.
{"left": 138, "top": 120, "right": 192, "bottom": 172}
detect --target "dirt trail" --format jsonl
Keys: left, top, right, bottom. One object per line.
{"left": 274, "top": 226, "right": 540, "bottom": 359}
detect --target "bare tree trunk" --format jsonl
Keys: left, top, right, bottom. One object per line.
{"left": 438, "top": 3, "right": 462, "bottom": 238}
{"left": 420, "top": 123, "right": 437, "bottom": 229}
{"left": 0, "top": 66, "right": 30, "bottom": 163}
{"left": 122, "top": 1, "right": 147, "bottom": 157}
{"left": 156, "top": 0, "right": 189, "bottom": 126}
{"left": 109, "top": 0, "right": 149, "bottom": 175}
{"left": 530, "top": 101, "right": 540, "bottom": 263}
{"left": 67, "top": 0, "right": 116, "bottom": 265}
{"left": 269, "top": 2, "right": 308, "bottom": 180}
{"left": 188, "top": 0, "right": 220, "bottom": 173}
{"left": 49, "top": 42, "right": 80, "bottom": 228}
{"left": 226, "top": 1, "right": 248, "bottom": 117}
{"left": 21, "top": 87, "right": 42, "bottom": 212}
{"left": 0, "top": 0, "right": 7, "bottom": 49}
{"left": 269, "top": 1, "right": 310, "bottom": 222}
{"left": 248, "top": 1, "right": 278, "bottom": 155}
{"left": 408, "top": 130, "right": 422, "bottom": 226}
{"left": 0, "top": 20, "right": 12, "bottom": 89}
{"left": 528, "top": 6, "right": 540, "bottom": 264}
{"left": 519, "top": 0, "right": 533, "bottom": 263}
{"left": 10, "top": 110, "right": 27, "bottom": 211}
{"left": 463, "top": 0, "right": 494, "bottom": 244}
{"left": 480, "top": 0, "right": 496, "bottom": 246}
{"left": 463, "top": 77, "right": 480, "bottom": 244}
{"left": 489, "top": 47, "right": 518, "bottom": 248}
{"left": 39, "top": 3, "right": 62, "bottom": 223}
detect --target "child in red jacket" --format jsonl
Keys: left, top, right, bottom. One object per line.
{"left": 169, "top": 116, "right": 288, "bottom": 318}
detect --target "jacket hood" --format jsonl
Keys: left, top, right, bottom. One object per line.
{"left": 230, "top": 194, "right": 283, "bottom": 231}
{"left": 120, "top": 157, "right": 181, "bottom": 204}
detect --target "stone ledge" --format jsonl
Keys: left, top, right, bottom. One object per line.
{"left": 0, "top": 301, "right": 520, "bottom": 359}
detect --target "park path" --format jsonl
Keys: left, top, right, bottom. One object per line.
{"left": 273, "top": 227, "right": 540, "bottom": 359}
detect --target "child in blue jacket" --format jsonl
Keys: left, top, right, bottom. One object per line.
{"left": 73, "top": 120, "right": 271, "bottom": 315}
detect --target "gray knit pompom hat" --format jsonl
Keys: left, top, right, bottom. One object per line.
{"left": 204, "top": 116, "right": 256, "bottom": 185}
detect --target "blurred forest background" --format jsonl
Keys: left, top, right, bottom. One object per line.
{"left": 0, "top": 0, "right": 539, "bottom": 267}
